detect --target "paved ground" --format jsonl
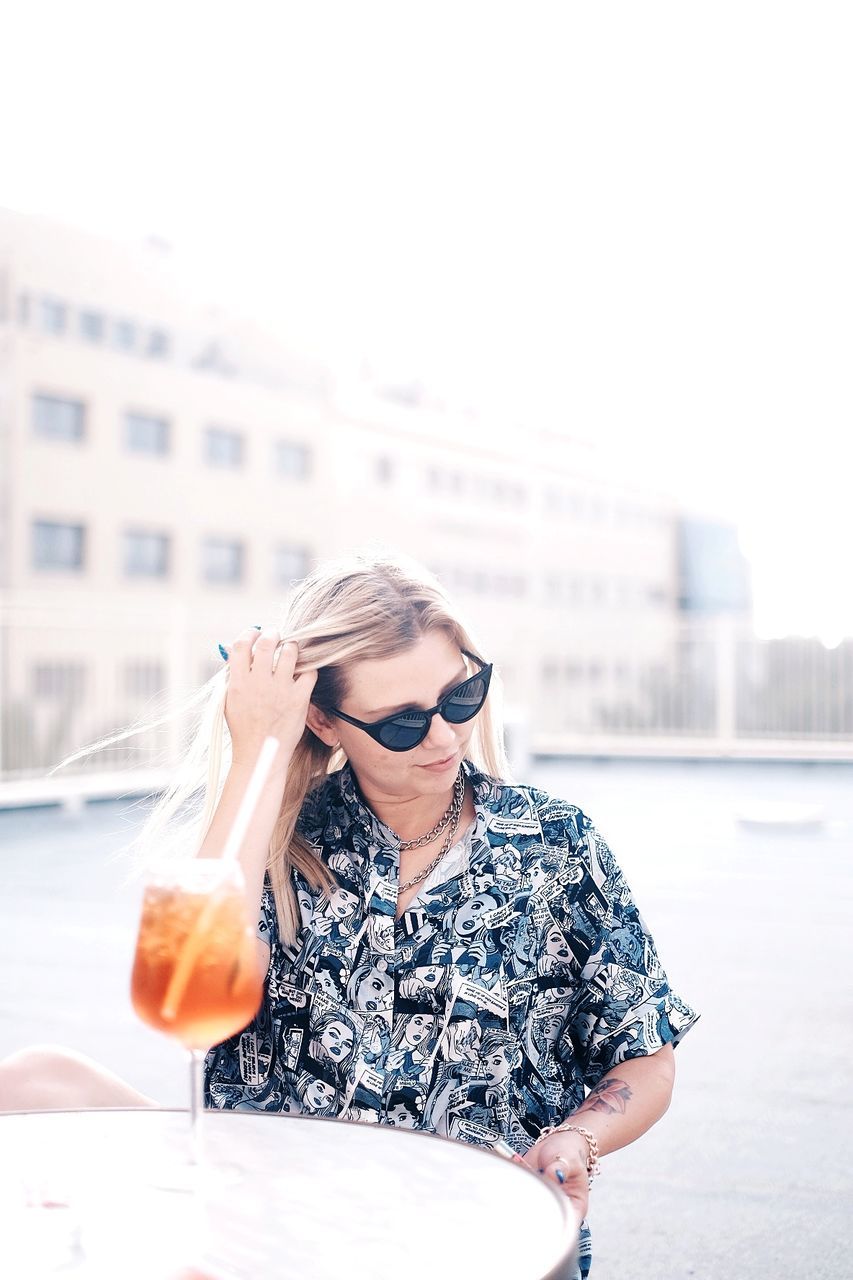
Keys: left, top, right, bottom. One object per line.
{"left": 2, "top": 758, "right": 851, "bottom": 1278}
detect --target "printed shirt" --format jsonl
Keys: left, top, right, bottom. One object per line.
{"left": 206, "top": 759, "right": 699, "bottom": 1277}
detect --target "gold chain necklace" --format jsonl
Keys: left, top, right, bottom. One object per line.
{"left": 398, "top": 773, "right": 465, "bottom": 892}
{"left": 389, "top": 770, "right": 465, "bottom": 851}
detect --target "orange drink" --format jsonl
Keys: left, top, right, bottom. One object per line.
{"left": 131, "top": 862, "right": 264, "bottom": 1051}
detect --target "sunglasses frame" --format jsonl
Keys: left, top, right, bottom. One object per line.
{"left": 329, "top": 650, "right": 493, "bottom": 752}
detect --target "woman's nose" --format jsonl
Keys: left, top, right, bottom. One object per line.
{"left": 423, "top": 712, "right": 458, "bottom": 752}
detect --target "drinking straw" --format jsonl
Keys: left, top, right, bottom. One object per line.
{"left": 161, "top": 736, "right": 281, "bottom": 1020}
{"left": 219, "top": 736, "right": 281, "bottom": 864}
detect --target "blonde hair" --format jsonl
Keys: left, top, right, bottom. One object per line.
{"left": 88, "top": 551, "right": 509, "bottom": 948}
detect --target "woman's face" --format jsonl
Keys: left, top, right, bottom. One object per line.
{"left": 545, "top": 925, "right": 570, "bottom": 963}
{"left": 329, "top": 887, "right": 358, "bottom": 920}
{"left": 403, "top": 1013, "right": 435, "bottom": 1048}
{"left": 455, "top": 892, "right": 496, "bottom": 937}
{"left": 416, "top": 965, "right": 443, "bottom": 993}
{"left": 484, "top": 1046, "right": 510, "bottom": 1084}
{"left": 315, "top": 968, "right": 340, "bottom": 999}
{"left": 320, "top": 1019, "right": 354, "bottom": 1062}
{"left": 297, "top": 890, "right": 313, "bottom": 921}
{"left": 315, "top": 631, "right": 480, "bottom": 809}
{"left": 446, "top": 1019, "right": 480, "bottom": 1060}
{"left": 386, "top": 1101, "right": 417, "bottom": 1128}
{"left": 529, "top": 861, "right": 549, "bottom": 891}
{"left": 356, "top": 967, "right": 393, "bottom": 1011}
{"left": 306, "top": 1079, "right": 336, "bottom": 1110}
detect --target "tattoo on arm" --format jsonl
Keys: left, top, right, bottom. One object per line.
{"left": 576, "top": 1076, "right": 633, "bottom": 1116}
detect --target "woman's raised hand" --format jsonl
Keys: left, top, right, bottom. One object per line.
{"left": 224, "top": 628, "right": 318, "bottom": 772}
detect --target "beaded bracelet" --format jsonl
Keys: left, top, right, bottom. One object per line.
{"left": 539, "top": 1122, "right": 602, "bottom": 1189}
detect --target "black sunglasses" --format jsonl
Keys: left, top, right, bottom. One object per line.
{"left": 329, "top": 651, "right": 493, "bottom": 752}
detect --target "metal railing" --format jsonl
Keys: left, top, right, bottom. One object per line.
{"left": 2, "top": 609, "right": 852, "bottom": 790}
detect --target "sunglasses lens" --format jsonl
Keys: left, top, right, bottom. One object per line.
{"left": 442, "top": 675, "right": 489, "bottom": 723}
{"left": 378, "top": 712, "right": 429, "bottom": 750}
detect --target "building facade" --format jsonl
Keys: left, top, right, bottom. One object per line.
{"left": 0, "top": 208, "right": 700, "bottom": 776}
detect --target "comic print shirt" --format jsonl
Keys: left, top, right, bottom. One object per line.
{"left": 206, "top": 760, "right": 698, "bottom": 1277}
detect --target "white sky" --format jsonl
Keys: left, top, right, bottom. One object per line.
{"left": 3, "top": 1, "right": 852, "bottom": 642}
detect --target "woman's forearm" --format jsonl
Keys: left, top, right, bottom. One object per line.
{"left": 567, "top": 1043, "right": 676, "bottom": 1158}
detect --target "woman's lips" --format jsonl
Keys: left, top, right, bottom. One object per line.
{"left": 419, "top": 753, "right": 457, "bottom": 771}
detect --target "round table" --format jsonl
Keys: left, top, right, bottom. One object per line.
{"left": 1, "top": 1109, "right": 579, "bottom": 1279}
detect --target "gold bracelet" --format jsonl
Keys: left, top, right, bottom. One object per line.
{"left": 539, "top": 1121, "right": 602, "bottom": 1189}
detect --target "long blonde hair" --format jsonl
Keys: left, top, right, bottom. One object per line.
{"left": 107, "top": 551, "right": 509, "bottom": 948}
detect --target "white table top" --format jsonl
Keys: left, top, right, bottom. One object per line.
{"left": 1, "top": 1109, "right": 578, "bottom": 1280}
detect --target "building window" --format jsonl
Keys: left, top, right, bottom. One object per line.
{"left": 124, "top": 661, "right": 167, "bottom": 698}
{"left": 40, "top": 297, "right": 67, "bottom": 334}
{"left": 204, "top": 426, "right": 244, "bottom": 468}
{"left": 123, "top": 530, "right": 170, "bottom": 578}
{"left": 32, "top": 520, "right": 85, "bottom": 571}
{"left": 32, "top": 663, "right": 87, "bottom": 700}
{"left": 146, "top": 328, "right": 170, "bottom": 358}
{"left": 79, "top": 310, "right": 105, "bottom": 342}
{"left": 32, "top": 394, "right": 86, "bottom": 442}
{"left": 274, "top": 440, "right": 311, "bottom": 479}
{"left": 274, "top": 544, "right": 309, "bottom": 586}
{"left": 125, "top": 411, "right": 170, "bottom": 455}
{"left": 202, "top": 537, "right": 244, "bottom": 584}
{"left": 114, "top": 318, "right": 137, "bottom": 351}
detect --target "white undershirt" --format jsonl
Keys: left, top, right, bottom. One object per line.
{"left": 406, "top": 819, "right": 476, "bottom": 910}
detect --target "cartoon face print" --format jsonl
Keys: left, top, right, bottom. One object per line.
{"left": 444, "top": 1018, "right": 481, "bottom": 1062}
{"left": 537, "top": 1010, "right": 565, "bottom": 1045}
{"left": 314, "top": 966, "right": 344, "bottom": 1000}
{"left": 305, "top": 1078, "right": 336, "bottom": 1111}
{"left": 297, "top": 888, "right": 314, "bottom": 925}
{"left": 454, "top": 891, "right": 499, "bottom": 938}
{"left": 610, "top": 924, "right": 645, "bottom": 968}
{"left": 402, "top": 1013, "right": 436, "bottom": 1049}
{"left": 544, "top": 924, "right": 572, "bottom": 966}
{"left": 354, "top": 966, "right": 394, "bottom": 1012}
{"left": 399, "top": 965, "right": 446, "bottom": 1000}
{"left": 525, "top": 855, "right": 558, "bottom": 896}
{"left": 483, "top": 1045, "right": 512, "bottom": 1085}
{"left": 512, "top": 915, "right": 537, "bottom": 966}
{"left": 329, "top": 886, "right": 359, "bottom": 921}
{"left": 385, "top": 1099, "right": 419, "bottom": 1128}
{"left": 320, "top": 1018, "right": 355, "bottom": 1065}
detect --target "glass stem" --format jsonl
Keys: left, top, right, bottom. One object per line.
{"left": 189, "top": 1048, "right": 205, "bottom": 1167}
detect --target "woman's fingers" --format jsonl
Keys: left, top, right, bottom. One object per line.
{"left": 227, "top": 627, "right": 265, "bottom": 683}
{"left": 251, "top": 628, "right": 282, "bottom": 669}
{"left": 521, "top": 1139, "right": 590, "bottom": 1225}
{"left": 223, "top": 628, "right": 319, "bottom": 766}
{"left": 541, "top": 1157, "right": 588, "bottom": 1221}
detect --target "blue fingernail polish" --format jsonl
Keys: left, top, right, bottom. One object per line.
{"left": 218, "top": 644, "right": 229, "bottom": 661}
{"left": 555, "top": 1169, "right": 566, "bottom": 1184}
{"left": 252, "top": 624, "right": 262, "bottom": 630}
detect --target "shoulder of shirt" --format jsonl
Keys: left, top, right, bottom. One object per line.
{"left": 296, "top": 767, "right": 349, "bottom": 831}
{"left": 467, "top": 763, "right": 597, "bottom": 848}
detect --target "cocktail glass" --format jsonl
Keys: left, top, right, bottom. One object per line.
{"left": 130, "top": 857, "right": 264, "bottom": 1178}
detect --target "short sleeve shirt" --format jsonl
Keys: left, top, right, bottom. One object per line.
{"left": 206, "top": 759, "right": 699, "bottom": 1277}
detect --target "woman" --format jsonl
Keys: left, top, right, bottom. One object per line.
{"left": 0, "top": 552, "right": 698, "bottom": 1278}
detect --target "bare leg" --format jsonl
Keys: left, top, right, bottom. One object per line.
{"left": 0, "top": 1046, "right": 158, "bottom": 1111}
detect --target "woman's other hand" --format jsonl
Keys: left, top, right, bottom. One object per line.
{"left": 224, "top": 629, "right": 317, "bottom": 771}
{"left": 522, "top": 1129, "right": 590, "bottom": 1224}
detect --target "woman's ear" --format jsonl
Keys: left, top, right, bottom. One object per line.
{"left": 305, "top": 704, "right": 340, "bottom": 749}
